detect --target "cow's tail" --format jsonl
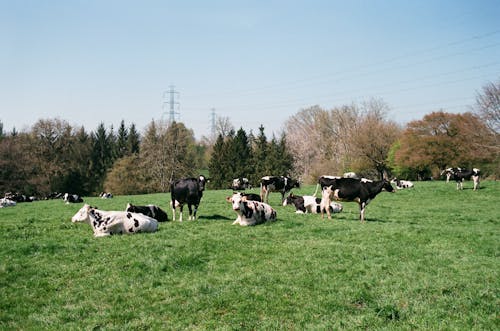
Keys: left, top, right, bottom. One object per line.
{"left": 312, "top": 183, "right": 320, "bottom": 197}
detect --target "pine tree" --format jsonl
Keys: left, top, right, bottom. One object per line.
{"left": 127, "top": 123, "right": 140, "bottom": 155}
{"left": 208, "top": 134, "right": 227, "bottom": 189}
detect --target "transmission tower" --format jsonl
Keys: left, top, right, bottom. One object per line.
{"left": 162, "top": 85, "right": 180, "bottom": 123}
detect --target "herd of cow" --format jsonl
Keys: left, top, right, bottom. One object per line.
{"left": 1, "top": 167, "right": 481, "bottom": 237}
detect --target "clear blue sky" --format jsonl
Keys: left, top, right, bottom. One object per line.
{"left": 1, "top": 0, "right": 499, "bottom": 139}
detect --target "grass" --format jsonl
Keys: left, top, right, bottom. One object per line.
{"left": 0, "top": 181, "right": 499, "bottom": 330}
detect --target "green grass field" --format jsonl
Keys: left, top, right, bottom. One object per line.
{"left": 1, "top": 181, "right": 498, "bottom": 330}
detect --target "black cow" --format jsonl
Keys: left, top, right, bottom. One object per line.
{"left": 321, "top": 178, "right": 394, "bottom": 222}
{"left": 260, "top": 176, "right": 300, "bottom": 203}
{"left": 170, "top": 175, "right": 208, "bottom": 221}
{"left": 126, "top": 203, "right": 169, "bottom": 222}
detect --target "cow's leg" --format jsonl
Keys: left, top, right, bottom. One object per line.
{"left": 360, "top": 202, "right": 366, "bottom": 222}
{"left": 193, "top": 203, "right": 199, "bottom": 220}
{"left": 171, "top": 201, "right": 176, "bottom": 221}
{"left": 179, "top": 205, "right": 184, "bottom": 222}
{"left": 187, "top": 204, "right": 193, "bottom": 221}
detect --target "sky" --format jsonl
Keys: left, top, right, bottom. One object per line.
{"left": 1, "top": 0, "right": 500, "bottom": 139}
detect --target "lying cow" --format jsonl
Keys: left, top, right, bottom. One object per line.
{"left": 71, "top": 204, "right": 158, "bottom": 237}
{"left": 391, "top": 178, "right": 414, "bottom": 189}
{"left": 64, "top": 193, "right": 83, "bottom": 204}
{"left": 321, "top": 178, "right": 394, "bottom": 222}
{"left": 226, "top": 192, "right": 277, "bottom": 226}
{"left": 283, "top": 192, "right": 342, "bottom": 214}
{"left": 0, "top": 198, "right": 16, "bottom": 208}
{"left": 100, "top": 192, "right": 113, "bottom": 199}
{"left": 126, "top": 203, "right": 169, "bottom": 222}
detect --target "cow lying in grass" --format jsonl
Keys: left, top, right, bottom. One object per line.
{"left": 71, "top": 204, "right": 158, "bottom": 237}
{"left": 226, "top": 192, "right": 277, "bottom": 226}
{"left": 283, "top": 192, "right": 342, "bottom": 214}
{"left": 126, "top": 203, "right": 169, "bottom": 222}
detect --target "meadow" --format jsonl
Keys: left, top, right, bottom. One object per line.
{"left": 0, "top": 181, "right": 498, "bottom": 330}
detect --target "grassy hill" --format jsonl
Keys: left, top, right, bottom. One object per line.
{"left": 1, "top": 181, "right": 498, "bottom": 330}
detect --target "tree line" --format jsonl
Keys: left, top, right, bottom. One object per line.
{"left": 1, "top": 81, "right": 498, "bottom": 196}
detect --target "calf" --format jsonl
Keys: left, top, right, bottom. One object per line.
{"left": 71, "top": 204, "right": 158, "bottom": 237}
{"left": 171, "top": 175, "right": 207, "bottom": 221}
{"left": 283, "top": 192, "right": 342, "bottom": 214}
{"left": 63, "top": 193, "right": 83, "bottom": 203}
{"left": 226, "top": 192, "right": 277, "bottom": 226}
{"left": 260, "top": 175, "right": 300, "bottom": 203}
{"left": 126, "top": 203, "right": 169, "bottom": 222}
{"left": 321, "top": 178, "right": 394, "bottom": 222}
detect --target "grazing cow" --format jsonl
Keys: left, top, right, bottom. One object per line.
{"left": 450, "top": 168, "right": 481, "bottom": 190}
{"left": 126, "top": 203, "right": 169, "bottom": 222}
{"left": 71, "top": 204, "right": 158, "bottom": 237}
{"left": 0, "top": 198, "right": 16, "bottom": 208}
{"left": 283, "top": 192, "right": 342, "bottom": 214}
{"left": 260, "top": 176, "right": 300, "bottom": 203}
{"left": 63, "top": 193, "right": 83, "bottom": 203}
{"left": 391, "top": 178, "right": 414, "bottom": 189}
{"left": 170, "top": 175, "right": 208, "bottom": 221}
{"left": 231, "top": 177, "right": 251, "bottom": 190}
{"left": 226, "top": 192, "right": 277, "bottom": 226}
{"left": 321, "top": 178, "right": 394, "bottom": 222}
{"left": 100, "top": 192, "right": 113, "bottom": 199}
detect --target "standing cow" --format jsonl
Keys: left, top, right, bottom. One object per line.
{"left": 260, "top": 175, "right": 300, "bottom": 203}
{"left": 321, "top": 178, "right": 394, "bottom": 222}
{"left": 171, "top": 175, "right": 208, "bottom": 221}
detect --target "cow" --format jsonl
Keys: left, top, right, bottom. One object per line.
{"left": 126, "top": 203, "right": 169, "bottom": 222}
{"left": 4, "top": 192, "right": 35, "bottom": 203}
{"left": 441, "top": 167, "right": 461, "bottom": 183}
{"left": 239, "top": 192, "right": 261, "bottom": 202}
{"left": 71, "top": 204, "right": 158, "bottom": 237}
{"left": 63, "top": 193, "right": 83, "bottom": 203}
{"left": 170, "top": 175, "right": 207, "bottom": 221}
{"left": 450, "top": 168, "right": 480, "bottom": 190}
{"left": 312, "top": 175, "right": 342, "bottom": 196}
{"left": 260, "top": 176, "right": 300, "bottom": 203}
{"left": 343, "top": 172, "right": 358, "bottom": 179}
{"left": 391, "top": 178, "right": 414, "bottom": 189}
{"left": 283, "top": 192, "right": 342, "bottom": 214}
{"left": 0, "top": 198, "right": 16, "bottom": 208}
{"left": 226, "top": 192, "right": 277, "bottom": 226}
{"left": 100, "top": 192, "right": 113, "bottom": 199}
{"left": 231, "top": 177, "right": 251, "bottom": 190}
{"left": 320, "top": 178, "right": 394, "bottom": 222}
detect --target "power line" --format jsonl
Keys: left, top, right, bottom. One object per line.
{"left": 162, "top": 85, "right": 180, "bottom": 123}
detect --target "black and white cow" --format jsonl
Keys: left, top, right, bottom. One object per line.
{"left": 239, "top": 192, "right": 261, "bottom": 202}
{"left": 0, "top": 198, "right": 16, "bottom": 208}
{"left": 283, "top": 192, "right": 342, "bottom": 214}
{"left": 4, "top": 192, "right": 35, "bottom": 203}
{"left": 391, "top": 178, "right": 414, "bottom": 189}
{"left": 321, "top": 178, "right": 394, "bottom": 222}
{"left": 260, "top": 176, "right": 300, "bottom": 203}
{"left": 71, "top": 204, "right": 158, "bottom": 237}
{"left": 226, "top": 192, "right": 277, "bottom": 226}
{"left": 312, "top": 175, "right": 342, "bottom": 196}
{"left": 63, "top": 193, "right": 83, "bottom": 204}
{"left": 100, "top": 192, "right": 113, "bottom": 199}
{"left": 126, "top": 203, "right": 169, "bottom": 222}
{"left": 231, "top": 177, "right": 251, "bottom": 190}
{"left": 450, "top": 168, "right": 481, "bottom": 190}
{"left": 170, "top": 175, "right": 208, "bottom": 221}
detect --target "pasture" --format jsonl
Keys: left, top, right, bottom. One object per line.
{"left": 0, "top": 181, "right": 498, "bottom": 330}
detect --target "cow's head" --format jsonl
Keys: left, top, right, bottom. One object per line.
{"left": 198, "top": 175, "right": 208, "bottom": 191}
{"left": 226, "top": 192, "right": 247, "bottom": 211}
{"left": 71, "top": 204, "right": 92, "bottom": 223}
{"left": 283, "top": 192, "right": 297, "bottom": 206}
{"left": 382, "top": 180, "right": 395, "bottom": 193}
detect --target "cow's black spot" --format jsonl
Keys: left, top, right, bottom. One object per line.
{"left": 129, "top": 227, "right": 134, "bottom": 233}
{"left": 134, "top": 219, "right": 139, "bottom": 227}
{"left": 127, "top": 213, "right": 132, "bottom": 219}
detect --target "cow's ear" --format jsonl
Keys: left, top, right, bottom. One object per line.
{"left": 226, "top": 196, "right": 232, "bottom": 202}
{"left": 241, "top": 195, "right": 248, "bottom": 202}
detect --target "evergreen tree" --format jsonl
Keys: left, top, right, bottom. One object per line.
{"left": 127, "top": 123, "right": 140, "bottom": 154}
{"left": 231, "top": 128, "right": 253, "bottom": 179}
{"left": 251, "top": 125, "right": 269, "bottom": 184}
{"left": 116, "top": 120, "right": 128, "bottom": 158}
{"left": 208, "top": 134, "right": 227, "bottom": 189}
{"left": 89, "top": 123, "right": 116, "bottom": 193}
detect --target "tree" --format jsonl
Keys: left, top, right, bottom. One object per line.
{"left": 127, "top": 123, "right": 140, "bottom": 155}
{"left": 116, "top": 120, "right": 129, "bottom": 158}
{"left": 104, "top": 155, "right": 147, "bottom": 195}
{"left": 395, "top": 111, "right": 495, "bottom": 178}
{"left": 208, "top": 134, "right": 227, "bottom": 189}
{"left": 89, "top": 123, "right": 117, "bottom": 193}
{"left": 474, "top": 80, "right": 500, "bottom": 135}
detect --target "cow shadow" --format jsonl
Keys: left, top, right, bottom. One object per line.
{"left": 199, "top": 214, "right": 233, "bottom": 221}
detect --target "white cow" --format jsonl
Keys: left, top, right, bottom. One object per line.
{"left": 283, "top": 193, "right": 343, "bottom": 214}
{"left": 226, "top": 192, "right": 277, "bottom": 226}
{"left": 0, "top": 198, "right": 16, "bottom": 208}
{"left": 71, "top": 204, "right": 158, "bottom": 237}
